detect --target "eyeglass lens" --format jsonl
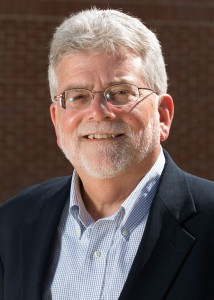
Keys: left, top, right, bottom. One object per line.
{"left": 63, "top": 84, "right": 151, "bottom": 109}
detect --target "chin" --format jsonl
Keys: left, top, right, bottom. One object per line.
{"left": 75, "top": 154, "right": 144, "bottom": 180}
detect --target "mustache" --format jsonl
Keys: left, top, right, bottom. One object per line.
{"left": 77, "top": 120, "right": 130, "bottom": 135}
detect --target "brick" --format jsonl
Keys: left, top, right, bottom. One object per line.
{"left": 0, "top": 1, "right": 214, "bottom": 203}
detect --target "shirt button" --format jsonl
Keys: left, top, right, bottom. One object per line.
{"left": 122, "top": 228, "right": 129, "bottom": 237}
{"left": 94, "top": 251, "right": 101, "bottom": 258}
{"left": 75, "top": 227, "right": 81, "bottom": 238}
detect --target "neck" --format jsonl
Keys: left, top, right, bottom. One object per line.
{"left": 80, "top": 176, "right": 139, "bottom": 220}
{"left": 78, "top": 152, "right": 159, "bottom": 220}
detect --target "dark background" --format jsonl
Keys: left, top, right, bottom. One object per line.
{"left": 1, "top": 0, "right": 214, "bottom": 204}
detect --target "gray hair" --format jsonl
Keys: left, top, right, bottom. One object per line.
{"left": 48, "top": 8, "right": 167, "bottom": 100}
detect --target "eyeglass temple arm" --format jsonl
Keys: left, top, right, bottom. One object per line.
{"left": 128, "top": 91, "right": 155, "bottom": 112}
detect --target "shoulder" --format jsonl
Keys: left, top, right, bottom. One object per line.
{"left": 164, "top": 150, "right": 214, "bottom": 192}
{"left": 0, "top": 176, "right": 71, "bottom": 223}
{"left": 162, "top": 150, "right": 214, "bottom": 210}
{"left": 184, "top": 172, "right": 214, "bottom": 208}
{"left": 185, "top": 171, "right": 214, "bottom": 193}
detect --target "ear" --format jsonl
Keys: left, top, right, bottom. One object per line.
{"left": 158, "top": 94, "right": 174, "bottom": 142}
{"left": 50, "top": 103, "right": 61, "bottom": 148}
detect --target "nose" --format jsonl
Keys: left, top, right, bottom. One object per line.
{"left": 87, "top": 92, "right": 116, "bottom": 121}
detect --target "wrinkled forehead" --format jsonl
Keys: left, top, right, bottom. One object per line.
{"left": 54, "top": 50, "right": 145, "bottom": 91}
{"left": 55, "top": 47, "right": 141, "bottom": 67}
{"left": 56, "top": 49, "right": 144, "bottom": 75}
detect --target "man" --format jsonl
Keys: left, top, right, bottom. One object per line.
{"left": 0, "top": 7, "right": 214, "bottom": 300}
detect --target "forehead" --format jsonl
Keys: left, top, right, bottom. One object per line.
{"left": 55, "top": 51, "right": 145, "bottom": 90}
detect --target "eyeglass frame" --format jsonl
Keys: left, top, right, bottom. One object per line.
{"left": 53, "top": 83, "right": 158, "bottom": 110}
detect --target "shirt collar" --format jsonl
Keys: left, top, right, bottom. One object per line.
{"left": 69, "top": 148, "right": 165, "bottom": 234}
{"left": 119, "top": 148, "right": 165, "bottom": 238}
{"left": 120, "top": 148, "right": 165, "bottom": 217}
{"left": 69, "top": 172, "right": 94, "bottom": 227}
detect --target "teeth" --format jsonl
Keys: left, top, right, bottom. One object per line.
{"left": 87, "top": 134, "right": 116, "bottom": 139}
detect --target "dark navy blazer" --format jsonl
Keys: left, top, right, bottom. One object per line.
{"left": 1, "top": 151, "right": 214, "bottom": 300}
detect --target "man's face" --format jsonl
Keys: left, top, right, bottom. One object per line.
{"left": 50, "top": 51, "right": 172, "bottom": 180}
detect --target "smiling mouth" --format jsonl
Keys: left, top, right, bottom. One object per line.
{"left": 86, "top": 134, "right": 122, "bottom": 140}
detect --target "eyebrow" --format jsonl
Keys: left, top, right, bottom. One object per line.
{"left": 61, "top": 77, "right": 138, "bottom": 93}
{"left": 106, "top": 77, "right": 136, "bottom": 86}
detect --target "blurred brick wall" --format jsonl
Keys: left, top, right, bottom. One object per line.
{"left": 1, "top": 0, "right": 214, "bottom": 204}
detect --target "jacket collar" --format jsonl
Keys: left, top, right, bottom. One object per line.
{"left": 19, "top": 176, "right": 71, "bottom": 300}
{"left": 18, "top": 151, "right": 197, "bottom": 300}
{"left": 119, "top": 150, "right": 197, "bottom": 299}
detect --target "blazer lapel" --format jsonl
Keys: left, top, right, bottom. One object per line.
{"left": 16, "top": 152, "right": 197, "bottom": 299}
{"left": 119, "top": 152, "right": 197, "bottom": 300}
{"left": 19, "top": 177, "right": 71, "bottom": 300}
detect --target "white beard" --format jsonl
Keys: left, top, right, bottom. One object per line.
{"left": 58, "top": 110, "right": 160, "bottom": 179}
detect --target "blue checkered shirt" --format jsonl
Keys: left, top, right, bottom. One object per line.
{"left": 43, "top": 150, "right": 165, "bottom": 299}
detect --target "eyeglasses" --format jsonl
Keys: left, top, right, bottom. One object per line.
{"left": 53, "top": 83, "right": 157, "bottom": 110}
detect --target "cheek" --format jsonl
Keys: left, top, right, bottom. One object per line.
{"left": 121, "top": 105, "right": 153, "bottom": 131}
{"left": 57, "top": 110, "right": 84, "bottom": 134}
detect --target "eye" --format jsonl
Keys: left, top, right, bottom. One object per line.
{"left": 64, "top": 89, "right": 91, "bottom": 109}
{"left": 108, "top": 85, "right": 137, "bottom": 97}
{"left": 115, "top": 90, "right": 128, "bottom": 95}
{"left": 68, "top": 94, "right": 85, "bottom": 102}
{"left": 110, "top": 88, "right": 131, "bottom": 96}
{"left": 66, "top": 89, "right": 90, "bottom": 104}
